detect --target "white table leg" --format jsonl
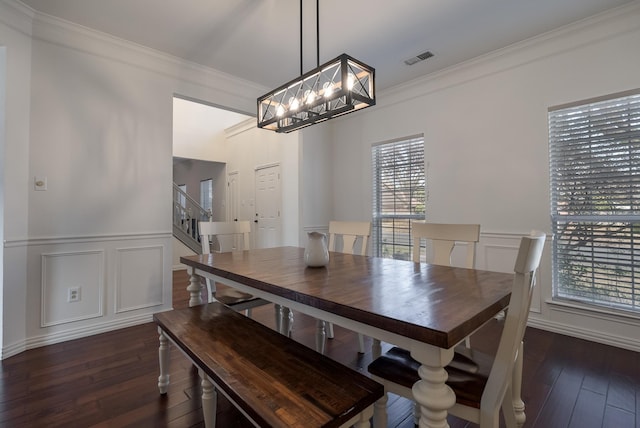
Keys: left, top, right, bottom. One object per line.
{"left": 352, "top": 405, "right": 373, "bottom": 428}
{"left": 199, "top": 369, "right": 217, "bottom": 428}
{"left": 373, "top": 392, "right": 388, "bottom": 428}
{"left": 186, "top": 266, "right": 204, "bottom": 307}
{"left": 157, "top": 328, "right": 170, "bottom": 394}
{"left": 410, "top": 344, "right": 455, "bottom": 428}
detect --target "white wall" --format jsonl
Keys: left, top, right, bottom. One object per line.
{"left": 330, "top": 4, "right": 640, "bottom": 351}
{"left": 224, "top": 119, "right": 300, "bottom": 246}
{"left": 1, "top": 0, "right": 34, "bottom": 358}
{"left": 3, "top": 0, "right": 638, "bottom": 357}
{"left": 0, "top": 46, "right": 6, "bottom": 348}
{"left": 299, "top": 123, "right": 334, "bottom": 242}
{"left": 172, "top": 97, "right": 251, "bottom": 162}
{"left": 0, "top": 0, "right": 269, "bottom": 358}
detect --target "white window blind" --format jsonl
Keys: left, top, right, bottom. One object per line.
{"left": 372, "top": 136, "right": 425, "bottom": 260}
{"left": 549, "top": 89, "right": 640, "bottom": 313}
{"left": 200, "top": 179, "right": 213, "bottom": 216}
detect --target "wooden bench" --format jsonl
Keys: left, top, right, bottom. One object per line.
{"left": 154, "top": 302, "right": 383, "bottom": 427}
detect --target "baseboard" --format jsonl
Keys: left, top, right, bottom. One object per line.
{"left": 527, "top": 318, "right": 640, "bottom": 353}
{"left": 1, "top": 313, "right": 154, "bottom": 360}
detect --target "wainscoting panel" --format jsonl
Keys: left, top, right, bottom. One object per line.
{"left": 115, "top": 245, "right": 164, "bottom": 313}
{"left": 477, "top": 233, "right": 544, "bottom": 313}
{"left": 41, "top": 250, "right": 105, "bottom": 327}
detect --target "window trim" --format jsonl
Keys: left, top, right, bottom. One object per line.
{"left": 549, "top": 89, "right": 640, "bottom": 314}
{"left": 371, "top": 135, "right": 426, "bottom": 260}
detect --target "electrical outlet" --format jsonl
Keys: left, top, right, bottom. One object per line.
{"left": 67, "top": 287, "right": 80, "bottom": 303}
{"left": 34, "top": 176, "right": 48, "bottom": 191}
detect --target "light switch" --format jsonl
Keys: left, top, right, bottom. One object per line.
{"left": 34, "top": 176, "right": 47, "bottom": 191}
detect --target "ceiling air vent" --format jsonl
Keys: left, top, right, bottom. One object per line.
{"left": 404, "top": 51, "right": 434, "bottom": 66}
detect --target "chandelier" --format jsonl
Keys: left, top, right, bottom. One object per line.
{"left": 257, "top": 1, "right": 375, "bottom": 133}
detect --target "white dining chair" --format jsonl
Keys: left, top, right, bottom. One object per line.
{"left": 367, "top": 231, "right": 546, "bottom": 428}
{"left": 412, "top": 221, "right": 481, "bottom": 347}
{"left": 411, "top": 221, "right": 480, "bottom": 268}
{"left": 315, "top": 221, "right": 371, "bottom": 355}
{"left": 199, "top": 221, "right": 271, "bottom": 316}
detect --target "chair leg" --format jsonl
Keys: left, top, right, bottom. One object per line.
{"left": 205, "top": 279, "right": 215, "bottom": 304}
{"left": 372, "top": 339, "right": 382, "bottom": 359}
{"left": 274, "top": 304, "right": 282, "bottom": 333}
{"left": 464, "top": 335, "right": 471, "bottom": 348}
{"left": 503, "top": 384, "right": 519, "bottom": 428}
{"left": 316, "top": 319, "right": 327, "bottom": 354}
{"left": 245, "top": 308, "right": 252, "bottom": 317}
{"left": 512, "top": 340, "right": 526, "bottom": 427}
{"left": 282, "top": 307, "right": 293, "bottom": 336}
{"left": 327, "top": 322, "right": 335, "bottom": 339}
{"left": 275, "top": 305, "right": 293, "bottom": 336}
{"left": 373, "top": 393, "right": 389, "bottom": 428}
{"left": 357, "top": 333, "right": 366, "bottom": 354}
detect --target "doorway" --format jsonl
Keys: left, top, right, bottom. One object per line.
{"left": 0, "top": 47, "right": 6, "bottom": 348}
{"left": 254, "top": 164, "right": 282, "bottom": 249}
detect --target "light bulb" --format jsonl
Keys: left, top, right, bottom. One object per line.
{"left": 289, "top": 96, "right": 299, "bottom": 111}
{"left": 347, "top": 73, "right": 355, "bottom": 91}
{"left": 323, "top": 82, "right": 333, "bottom": 98}
{"left": 305, "top": 90, "right": 316, "bottom": 105}
{"left": 276, "top": 105, "right": 285, "bottom": 117}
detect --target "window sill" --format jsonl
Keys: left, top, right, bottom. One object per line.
{"left": 546, "top": 299, "right": 640, "bottom": 325}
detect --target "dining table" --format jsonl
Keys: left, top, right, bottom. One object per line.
{"left": 180, "top": 246, "right": 514, "bottom": 428}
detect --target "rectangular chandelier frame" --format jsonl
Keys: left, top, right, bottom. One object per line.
{"left": 257, "top": 53, "right": 375, "bottom": 133}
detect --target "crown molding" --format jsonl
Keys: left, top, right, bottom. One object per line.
{"left": 376, "top": 1, "right": 640, "bottom": 110}
{"left": 0, "top": 0, "right": 34, "bottom": 36}
{"left": 24, "top": 3, "right": 268, "bottom": 112}
{"left": 224, "top": 117, "right": 256, "bottom": 138}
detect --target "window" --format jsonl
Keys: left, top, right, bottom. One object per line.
{"left": 549, "top": 90, "right": 640, "bottom": 313}
{"left": 372, "top": 136, "right": 425, "bottom": 260}
{"left": 200, "top": 179, "right": 213, "bottom": 217}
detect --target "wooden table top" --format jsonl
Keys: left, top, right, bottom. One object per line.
{"left": 181, "top": 246, "right": 513, "bottom": 349}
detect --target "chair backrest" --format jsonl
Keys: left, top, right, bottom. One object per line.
{"left": 199, "top": 221, "right": 251, "bottom": 254}
{"left": 328, "top": 221, "right": 371, "bottom": 256}
{"left": 482, "top": 231, "right": 545, "bottom": 412}
{"left": 411, "top": 222, "right": 480, "bottom": 268}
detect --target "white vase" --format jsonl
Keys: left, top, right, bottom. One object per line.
{"left": 304, "top": 231, "right": 329, "bottom": 267}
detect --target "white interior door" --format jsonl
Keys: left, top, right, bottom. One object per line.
{"left": 227, "top": 171, "right": 239, "bottom": 222}
{"left": 227, "top": 171, "right": 241, "bottom": 249}
{"left": 254, "top": 165, "right": 281, "bottom": 249}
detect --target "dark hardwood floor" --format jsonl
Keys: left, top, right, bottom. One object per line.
{"left": 0, "top": 269, "right": 637, "bottom": 427}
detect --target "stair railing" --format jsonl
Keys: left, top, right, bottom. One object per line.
{"left": 173, "top": 183, "right": 212, "bottom": 250}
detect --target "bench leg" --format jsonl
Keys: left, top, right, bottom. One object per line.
{"left": 199, "top": 369, "right": 217, "bottom": 428}
{"left": 157, "top": 328, "right": 170, "bottom": 394}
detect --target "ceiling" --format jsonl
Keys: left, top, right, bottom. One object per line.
{"left": 20, "top": 0, "right": 634, "bottom": 92}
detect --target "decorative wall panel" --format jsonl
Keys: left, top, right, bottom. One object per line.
{"left": 115, "top": 245, "right": 164, "bottom": 313}
{"left": 41, "top": 250, "right": 104, "bottom": 327}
